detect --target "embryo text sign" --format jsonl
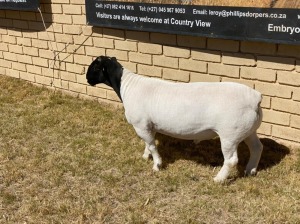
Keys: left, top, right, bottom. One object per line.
{"left": 86, "top": 0, "right": 300, "bottom": 45}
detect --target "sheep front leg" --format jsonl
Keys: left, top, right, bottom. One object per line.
{"left": 134, "top": 127, "right": 162, "bottom": 171}
{"left": 147, "top": 142, "right": 162, "bottom": 171}
{"left": 142, "top": 144, "right": 151, "bottom": 160}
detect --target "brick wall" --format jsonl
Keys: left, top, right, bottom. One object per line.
{"left": 0, "top": 0, "right": 300, "bottom": 146}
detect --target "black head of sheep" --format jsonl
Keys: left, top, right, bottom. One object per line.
{"left": 86, "top": 56, "right": 123, "bottom": 101}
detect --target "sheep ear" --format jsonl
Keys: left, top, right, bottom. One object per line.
{"left": 96, "top": 56, "right": 105, "bottom": 63}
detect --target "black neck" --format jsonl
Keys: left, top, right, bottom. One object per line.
{"left": 105, "top": 70, "right": 123, "bottom": 102}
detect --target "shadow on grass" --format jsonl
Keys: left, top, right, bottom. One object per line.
{"left": 156, "top": 134, "right": 290, "bottom": 176}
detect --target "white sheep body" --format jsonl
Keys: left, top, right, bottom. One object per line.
{"left": 121, "top": 69, "right": 261, "bottom": 140}
{"left": 120, "top": 69, "right": 263, "bottom": 182}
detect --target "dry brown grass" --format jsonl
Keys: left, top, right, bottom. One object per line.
{"left": 119, "top": 0, "right": 300, "bottom": 8}
{"left": 0, "top": 74, "right": 300, "bottom": 223}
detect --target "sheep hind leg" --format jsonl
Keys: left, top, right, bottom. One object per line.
{"left": 244, "top": 133, "right": 263, "bottom": 176}
{"left": 214, "top": 140, "right": 239, "bottom": 183}
{"left": 134, "top": 127, "right": 162, "bottom": 171}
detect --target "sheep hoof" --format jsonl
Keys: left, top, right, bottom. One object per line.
{"left": 142, "top": 153, "right": 151, "bottom": 160}
{"left": 213, "top": 176, "right": 226, "bottom": 183}
{"left": 153, "top": 164, "right": 162, "bottom": 171}
{"left": 244, "top": 168, "right": 257, "bottom": 176}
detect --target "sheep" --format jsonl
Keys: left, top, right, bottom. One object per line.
{"left": 86, "top": 56, "right": 263, "bottom": 182}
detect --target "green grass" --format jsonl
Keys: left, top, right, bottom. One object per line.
{"left": 0, "top": 74, "right": 299, "bottom": 223}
